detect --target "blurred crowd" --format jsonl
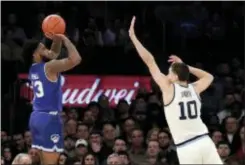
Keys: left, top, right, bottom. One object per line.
{"left": 1, "top": 1, "right": 244, "bottom": 165}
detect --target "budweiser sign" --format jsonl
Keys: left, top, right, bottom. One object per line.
{"left": 18, "top": 74, "right": 151, "bottom": 107}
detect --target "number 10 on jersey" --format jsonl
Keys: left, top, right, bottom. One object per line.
{"left": 179, "top": 100, "right": 198, "bottom": 120}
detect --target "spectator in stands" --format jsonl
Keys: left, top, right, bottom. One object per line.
{"left": 24, "top": 131, "right": 32, "bottom": 150}
{"left": 75, "top": 139, "right": 89, "bottom": 162}
{"left": 83, "top": 110, "right": 96, "bottom": 127}
{"left": 64, "top": 136, "right": 76, "bottom": 159}
{"left": 128, "top": 128, "right": 146, "bottom": 165}
{"left": 87, "top": 102, "right": 101, "bottom": 122}
{"left": 118, "top": 151, "right": 131, "bottom": 165}
{"left": 61, "top": 111, "right": 68, "bottom": 124}
{"left": 211, "top": 129, "right": 224, "bottom": 145}
{"left": 1, "top": 157, "right": 4, "bottom": 165}
{"left": 146, "top": 140, "right": 160, "bottom": 165}
{"left": 58, "top": 153, "right": 68, "bottom": 165}
{"left": 107, "top": 153, "right": 121, "bottom": 165}
{"left": 67, "top": 109, "right": 79, "bottom": 121}
{"left": 223, "top": 116, "right": 240, "bottom": 153}
{"left": 83, "top": 17, "right": 103, "bottom": 47}
{"left": 12, "top": 153, "right": 31, "bottom": 165}
{"left": 13, "top": 134, "right": 26, "bottom": 154}
{"left": 82, "top": 153, "right": 97, "bottom": 165}
{"left": 77, "top": 123, "right": 90, "bottom": 140}
{"left": 217, "top": 141, "right": 231, "bottom": 164}
{"left": 66, "top": 119, "right": 78, "bottom": 138}
{"left": 4, "top": 13, "right": 27, "bottom": 43}
{"left": 116, "top": 99, "right": 130, "bottom": 121}
{"left": 1, "top": 131, "right": 9, "bottom": 146}
{"left": 234, "top": 126, "right": 245, "bottom": 160}
{"left": 103, "top": 21, "right": 116, "bottom": 46}
{"left": 158, "top": 129, "right": 179, "bottom": 165}
{"left": 146, "top": 128, "right": 160, "bottom": 144}
{"left": 3, "top": 147, "right": 13, "bottom": 165}
{"left": 113, "top": 137, "right": 127, "bottom": 153}
{"left": 28, "top": 148, "right": 40, "bottom": 165}
{"left": 121, "top": 118, "right": 137, "bottom": 143}
{"left": 98, "top": 95, "right": 115, "bottom": 121}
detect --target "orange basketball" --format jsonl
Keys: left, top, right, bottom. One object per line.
{"left": 42, "top": 14, "right": 66, "bottom": 37}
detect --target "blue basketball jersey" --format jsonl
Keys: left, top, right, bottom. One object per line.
{"left": 28, "top": 62, "right": 62, "bottom": 112}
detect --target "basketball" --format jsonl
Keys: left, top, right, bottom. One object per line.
{"left": 42, "top": 14, "right": 66, "bottom": 37}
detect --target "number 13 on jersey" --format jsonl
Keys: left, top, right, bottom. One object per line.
{"left": 179, "top": 100, "right": 198, "bottom": 120}
{"left": 32, "top": 80, "right": 44, "bottom": 98}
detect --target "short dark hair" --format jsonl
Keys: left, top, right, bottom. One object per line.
{"left": 117, "top": 151, "right": 129, "bottom": 157}
{"left": 216, "top": 141, "right": 230, "bottom": 148}
{"left": 22, "top": 40, "right": 40, "bottom": 65}
{"left": 171, "top": 62, "right": 190, "bottom": 82}
{"left": 77, "top": 123, "right": 89, "bottom": 131}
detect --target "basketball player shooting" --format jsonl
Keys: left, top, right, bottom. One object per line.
{"left": 129, "top": 16, "right": 223, "bottom": 164}
{"left": 24, "top": 32, "right": 81, "bottom": 164}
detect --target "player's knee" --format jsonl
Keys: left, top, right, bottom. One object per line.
{"left": 42, "top": 151, "right": 60, "bottom": 165}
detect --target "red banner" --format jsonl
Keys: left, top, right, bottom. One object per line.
{"left": 18, "top": 74, "right": 151, "bottom": 107}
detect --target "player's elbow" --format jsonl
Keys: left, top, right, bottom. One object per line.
{"left": 76, "top": 55, "right": 82, "bottom": 64}
{"left": 208, "top": 74, "right": 214, "bottom": 83}
{"left": 70, "top": 54, "right": 82, "bottom": 65}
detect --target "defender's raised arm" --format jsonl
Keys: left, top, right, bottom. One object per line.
{"left": 129, "top": 16, "right": 171, "bottom": 90}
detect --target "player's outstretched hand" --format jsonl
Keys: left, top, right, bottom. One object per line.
{"left": 168, "top": 55, "right": 183, "bottom": 64}
{"left": 129, "top": 16, "right": 136, "bottom": 38}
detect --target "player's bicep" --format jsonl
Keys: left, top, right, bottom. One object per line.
{"left": 148, "top": 62, "right": 171, "bottom": 90}
{"left": 192, "top": 76, "right": 214, "bottom": 94}
{"left": 45, "top": 59, "right": 78, "bottom": 73}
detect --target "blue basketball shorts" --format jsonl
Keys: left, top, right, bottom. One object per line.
{"left": 29, "top": 111, "right": 64, "bottom": 153}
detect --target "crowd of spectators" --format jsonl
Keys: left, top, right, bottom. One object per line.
{"left": 1, "top": 1, "right": 244, "bottom": 165}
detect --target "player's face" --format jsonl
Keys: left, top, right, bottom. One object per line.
{"left": 167, "top": 67, "right": 178, "bottom": 83}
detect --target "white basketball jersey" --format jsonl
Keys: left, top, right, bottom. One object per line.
{"left": 164, "top": 83, "right": 209, "bottom": 145}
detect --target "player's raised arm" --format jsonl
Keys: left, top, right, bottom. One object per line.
{"left": 38, "top": 34, "right": 62, "bottom": 60}
{"left": 169, "top": 55, "right": 214, "bottom": 94}
{"left": 188, "top": 66, "right": 214, "bottom": 94}
{"left": 129, "top": 16, "right": 171, "bottom": 89}
{"left": 45, "top": 34, "right": 82, "bottom": 73}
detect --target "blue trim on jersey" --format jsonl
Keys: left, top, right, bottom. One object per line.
{"left": 176, "top": 133, "right": 209, "bottom": 148}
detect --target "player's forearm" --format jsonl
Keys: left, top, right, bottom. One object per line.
{"left": 63, "top": 37, "right": 82, "bottom": 65}
{"left": 188, "top": 65, "right": 214, "bottom": 80}
{"left": 130, "top": 35, "right": 155, "bottom": 65}
{"left": 48, "top": 37, "right": 62, "bottom": 59}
